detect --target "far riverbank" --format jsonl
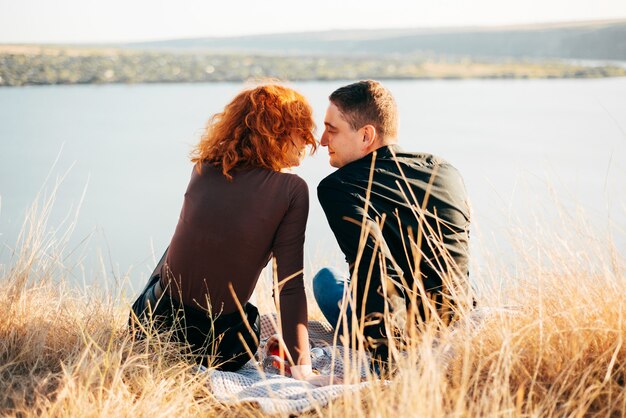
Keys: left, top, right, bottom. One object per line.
{"left": 1, "top": 45, "right": 626, "bottom": 87}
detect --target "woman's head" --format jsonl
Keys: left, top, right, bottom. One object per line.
{"left": 191, "top": 84, "right": 317, "bottom": 179}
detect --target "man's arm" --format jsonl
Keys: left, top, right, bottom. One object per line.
{"left": 317, "top": 177, "right": 400, "bottom": 358}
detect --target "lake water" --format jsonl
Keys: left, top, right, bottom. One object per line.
{"left": 1, "top": 79, "right": 625, "bottom": 291}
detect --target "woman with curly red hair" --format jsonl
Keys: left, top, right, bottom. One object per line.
{"left": 130, "top": 84, "right": 318, "bottom": 381}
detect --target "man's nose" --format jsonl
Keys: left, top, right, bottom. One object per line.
{"left": 320, "top": 131, "right": 329, "bottom": 146}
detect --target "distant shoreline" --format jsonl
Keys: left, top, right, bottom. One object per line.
{"left": 2, "top": 46, "right": 625, "bottom": 87}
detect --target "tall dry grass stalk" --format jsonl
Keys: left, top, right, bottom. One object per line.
{"left": 0, "top": 185, "right": 251, "bottom": 417}
{"left": 1, "top": 179, "right": 625, "bottom": 417}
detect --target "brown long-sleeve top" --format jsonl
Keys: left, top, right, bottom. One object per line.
{"left": 162, "top": 163, "right": 309, "bottom": 364}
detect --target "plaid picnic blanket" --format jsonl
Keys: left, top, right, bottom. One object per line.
{"left": 204, "top": 307, "right": 514, "bottom": 415}
{"left": 204, "top": 314, "right": 372, "bottom": 415}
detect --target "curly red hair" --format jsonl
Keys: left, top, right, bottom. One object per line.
{"left": 191, "top": 84, "right": 317, "bottom": 179}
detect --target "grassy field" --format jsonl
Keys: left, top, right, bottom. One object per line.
{"left": 1, "top": 189, "right": 625, "bottom": 417}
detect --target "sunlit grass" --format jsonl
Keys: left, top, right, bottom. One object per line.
{"left": 1, "top": 184, "right": 625, "bottom": 417}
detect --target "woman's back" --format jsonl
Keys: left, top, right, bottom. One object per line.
{"left": 164, "top": 163, "right": 309, "bottom": 316}
{"left": 132, "top": 83, "right": 316, "bottom": 374}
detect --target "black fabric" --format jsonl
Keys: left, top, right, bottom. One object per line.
{"left": 130, "top": 248, "right": 168, "bottom": 318}
{"left": 129, "top": 258, "right": 260, "bottom": 372}
{"left": 318, "top": 145, "right": 471, "bottom": 362}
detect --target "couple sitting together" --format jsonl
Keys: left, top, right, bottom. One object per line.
{"left": 130, "top": 80, "right": 471, "bottom": 383}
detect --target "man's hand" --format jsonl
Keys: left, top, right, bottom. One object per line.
{"left": 304, "top": 373, "right": 344, "bottom": 387}
{"left": 290, "top": 365, "right": 343, "bottom": 387}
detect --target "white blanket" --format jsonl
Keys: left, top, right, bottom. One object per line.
{"left": 204, "top": 307, "right": 512, "bottom": 415}
{"left": 204, "top": 314, "right": 373, "bottom": 415}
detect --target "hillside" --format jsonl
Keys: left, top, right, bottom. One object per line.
{"left": 126, "top": 19, "right": 626, "bottom": 61}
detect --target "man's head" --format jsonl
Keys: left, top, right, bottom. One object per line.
{"left": 320, "top": 80, "right": 398, "bottom": 168}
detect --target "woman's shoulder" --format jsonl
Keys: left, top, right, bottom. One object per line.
{"left": 192, "top": 164, "right": 309, "bottom": 200}
{"left": 263, "top": 169, "right": 308, "bottom": 190}
{"left": 197, "top": 164, "right": 305, "bottom": 186}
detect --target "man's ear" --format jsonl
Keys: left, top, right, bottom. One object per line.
{"left": 361, "top": 125, "right": 377, "bottom": 149}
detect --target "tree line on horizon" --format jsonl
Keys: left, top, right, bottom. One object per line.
{"left": 2, "top": 49, "right": 626, "bottom": 87}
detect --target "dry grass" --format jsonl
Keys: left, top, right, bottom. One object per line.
{"left": 1, "top": 185, "right": 625, "bottom": 417}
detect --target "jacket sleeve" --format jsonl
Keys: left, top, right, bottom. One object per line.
{"left": 317, "top": 176, "right": 401, "bottom": 354}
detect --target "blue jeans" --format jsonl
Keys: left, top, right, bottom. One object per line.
{"left": 312, "top": 267, "right": 352, "bottom": 334}
{"left": 313, "top": 267, "right": 391, "bottom": 376}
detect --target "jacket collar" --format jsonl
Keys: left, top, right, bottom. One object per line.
{"left": 373, "top": 144, "right": 403, "bottom": 159}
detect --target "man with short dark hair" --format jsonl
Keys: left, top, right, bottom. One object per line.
{"left": 314, "top": 80, "right": 471, "bottom": 368}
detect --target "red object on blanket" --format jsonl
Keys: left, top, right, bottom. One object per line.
{"left": 263, "top": 355, "right": 292, "bottom": 377}
{"left": 262, "top": 334, "right": 292, "bottom": 377}
{"left": 265, "top": 335, "right": 286, "bottom": 358}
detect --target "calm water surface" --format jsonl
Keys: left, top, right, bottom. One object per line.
{"left": 1, "top": 79, "right": 625, "bottom": 291}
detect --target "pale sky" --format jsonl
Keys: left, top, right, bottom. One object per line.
{"left": 1, "top": 0, "right": 626, "bottom": 44}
